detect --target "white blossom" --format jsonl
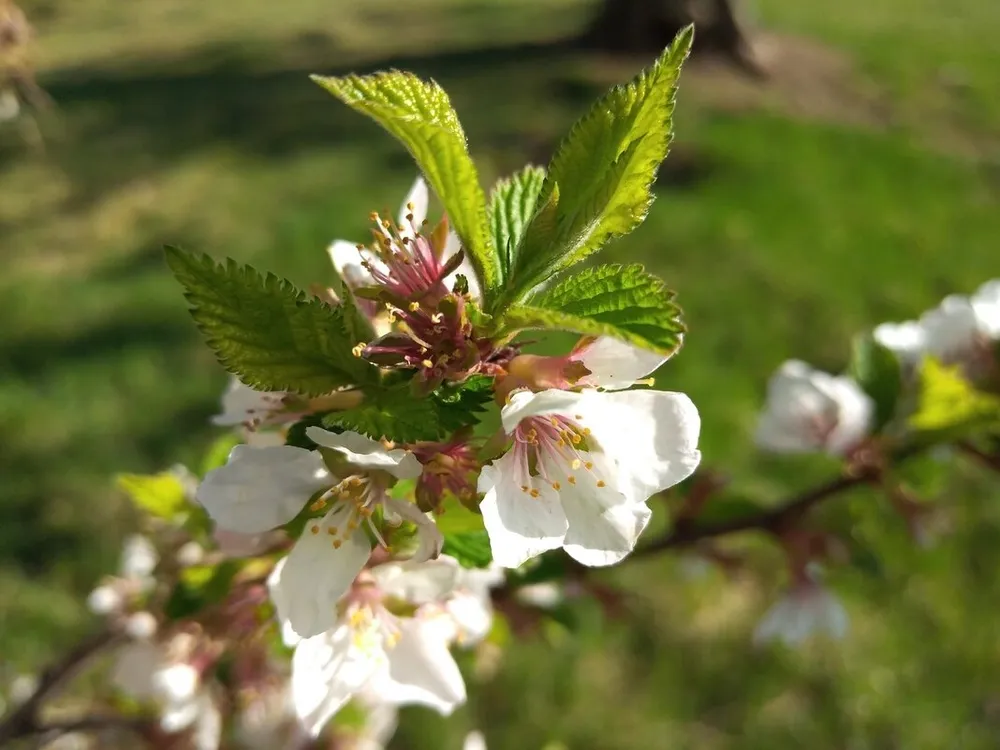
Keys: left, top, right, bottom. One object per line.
{"left": 571, "top": 335, "right": 675, "bottom": 391}
{"left": 755, "top": 360, "right": 873, "bottom": 456}
{"left": 753, "top": 581, "right": 848, "bottom": 647}
{"left": 921, "top": 279, "right": 1000, "bottom": 363}
{"left": 211, "top": 377, "right": 288, "bottom": 428}
{"left": 479, "top": 387, "right": 700, "bottom": 569}
{"left": 873, "top": 320, "right": 927, "bottom": 365}
{"left": 514, "top": 582, "right": 563, "bottom": 610}
{"left": 201, "top": 429, "right": 434, "bottom": 640}
{"left": 283, "top": 557, "right": 468, "bottom": 737}
{"left": 464, "top": 731, "right": 488, "bottom": 750}
{"left": 120, "top": 534, "right": 158, "bottom": 581}
{"left": 87, "top": 584, "right": 124, "bottom": 616}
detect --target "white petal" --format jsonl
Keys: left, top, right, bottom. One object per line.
{"left": 445, "top": 592, "right": 493, "bottom": 646}
{"left": 921, "top": 294, "right": 981, "bottom": 358}
{"left": 197, "top": 445, "right": 330, "bottom": 534}
{"left": 478, "top": 452, "right": 568, "bottom": 568}
{"left": 192, "top": 693, "right": 223, "bottom": 750}
{"left": 161, "top": 697, "right": 201, "bottom": 733}
{"left": 574, "top": 389, "right": 702, "bottom": 503}
{"left": 573, "top": 336, "right": 671, "bottom": 390}
{"left": 370, "top": 556, "right": 460, "bottom": 604}
{"left": 211, "top": 378, "right": 281, "bottom": 427}
{"left": 382, "top": 497, "right": 443, "bottom": 562}
{"left": 441, "top": 230, "right": 482, "bottom": 301}
{"left": 306, "top": 428, "right": 421, "bottom": 480}
{"left": 292, "top": 622, "right": 385, "bottom": 737}
{"left": 398, "top": 176, "right": 429, "bottom": 229}
{"left": 87, "top": 585, "right": 124, "bottom": 616}
{"left": 560, "top": 453, "right": 652, "bottom": 566}
{"left": 464, "top": 731, "right": 488, "bottom": 750}
{"left": 873, "top": 321, "right": 926, "bottom": 364}
{"left": 824, "top": 376, "right": 874, "bottom": 455}
{"left": 370, "top": 617, "right": 466, "bottom": 714}
{"left": 153, "top": 663, "right": 200, "bottom": 705}
{"left": 212, "top": 529, "right": 271, "bottom": 557}
{"left": 328, "top": 240, "right": 377, "bottom": 288}
{"left": 972, "top": 280, "right": 1000, "bottom": 338}
{"left": 268, "top": 509, "right": 371, "bottom": 640}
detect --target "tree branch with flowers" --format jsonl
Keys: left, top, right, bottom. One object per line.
{"left": 3, "top": 25, "right": 1000, "bottom": 750}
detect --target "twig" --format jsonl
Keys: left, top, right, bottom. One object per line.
{"left": 957, "top": 440, "right": 1000, "bottom": 473}
{"left": 0, "top": 627, "right": 122, "bottom": 746}
{"left": 10, "top": 714, "right": 149, "bottom": 742}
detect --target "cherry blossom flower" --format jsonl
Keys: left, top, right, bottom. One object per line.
{"left": 873, "top": 320, "right": 927, "bottom": 365}
{"left": 753, "top": 577, "right": 849, "bottom": 647}
{"left": 479, "top": 385, "right": 701, "bottom": 568}
{"left": 87, "top": 534, "right": 159, "bottom": 616}
{"left": 278, "top": 557, "right": 471, "bottom": 737}
{"left": 755, "top": 360, "right": 873, "bottom": 456}
{"left": 920, "top": 279, "right": 1000, "bottom": 370}
{"left": 211, "top": 377, "right": 290, "bottom": 429}
{"left": 199, "top": 428, "right": 438, "bottom": 639}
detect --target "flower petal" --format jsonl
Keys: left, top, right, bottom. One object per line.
{"left": 369, "top": 617, "right": 466, "bottom": 715}
{"left": 445, "top": 592, "right": 493, "bottom": 646}
{"left": 197, "top": 445, "right": 330, "bottom": 534}
{"left": 369, "top": 556, "right": 460, "bottom": 604}
{"left": 383, "top": 497, "right": 443, "bottom": 563}
{"left": 574, "top": 389, "right": 702, "bottom": 503}
{"left": 873, "top": 321, "right": 926, "bottom": 364}
{"left": 292, "top": 622, "right": 384, "bottom": 737}
{"left": 560, "top": 452, "right": 652, "bottom": 566}
{"left": 306, "top": 428, "right": 421, "bottom": 480}
{"left": 573, "top": 336, "right": 671, "bottom": 390}
{"left": 268, "top": 509, "right": 371, "bottom": 640}
{"left": 441, "top": 230, "right": 482, "bottom": 300}
{"left": 398, "top": 176, "right": 429, "bottom": 230}
{"left": 211, "top": 378, "right": 283, "bottom": 427}
{"left": 328, "top": 240, "right": 378, "bottom": 288}
{"left": 478, "top": 451, "right": 568, "bottom": 568}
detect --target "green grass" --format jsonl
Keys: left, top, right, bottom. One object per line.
{"left": 2, "top": 0, "right": 1000, "bottom": 746}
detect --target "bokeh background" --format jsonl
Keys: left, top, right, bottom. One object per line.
{"left": 2, "top": 0, "right": 999, "bottom": 747}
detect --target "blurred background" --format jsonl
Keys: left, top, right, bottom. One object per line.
{"left": 1, "top": 0, "right": 999, "bottom": 747}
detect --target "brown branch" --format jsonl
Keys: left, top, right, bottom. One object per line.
{"left": 630, "top": 444, "right": 926, "bottom": 558}
{"left": 957, "top": 440, "right": 1000, "bottom": 473}
{"left": 0, "top": 627, "right": 123, "bottom": 746}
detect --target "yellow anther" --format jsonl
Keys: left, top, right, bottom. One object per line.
{"left": 310, "top": 525, "right": 320, "bottom": 535}
{"left": 551, "top": 481, "right": 561, "bottom": 490}
{"left": 567, "top": 475, "right": 577, "bottom": 485}
{"left": 407, "top": 201, "right": 415, "bottom": 211}
{"left": 571, "top": 434, "right": 582, "bottom": 445}
{"left": 310, "top": 498, "right": 328, "bottom": 511}
{"left": 333, "top": 539, "right": 343, "bottom": 549}
{"left": 556, "top": 438, "right": 565, "bottom": 447}
{"left": 408, "top": 301, "right": 420, "bottom": 311}
{"left": 520, "top": 485, "right": 529, "bottom": 493}
{"left": 327, "top": 527, "right": 338, "bottom": 536}
{"left": 575, "top": 414, "right": 583, "bottom": 419}
{"left": 582, "top": 427, "right": 591, "bottom": 436}
{"left": 597, "top": 480, "right": 606, "bottom": 488}
{"left": 571, "top": 459, "right": 582, "bottom": 470}
{"left": 529, "top": 488, "right": 540, "bottom": 498}
{"left": 352, "top": 343, "right": 365, "bottom": 357}
{"left": 431, "top": 313, "right": 444, "bottom": 323}
{"left": 422, "top": 359, "right": 434, "bottom": 369}
{"left": 356, "top": 243, "right": 366, "bottom": 250}
{"left": 549, "top": 417, "right": 560, "bottom": 427}
{"left": 585, "top": 461, "right": 594, "bottom": 470}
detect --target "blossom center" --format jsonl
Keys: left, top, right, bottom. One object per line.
{"left": 511, "top": 414, "right": 605, "bottom": 495}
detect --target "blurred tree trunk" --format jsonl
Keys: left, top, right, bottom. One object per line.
{"left": 582, "top": 0, "right": 764, "bottom": 77}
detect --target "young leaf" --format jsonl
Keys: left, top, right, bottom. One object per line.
{"left": 117, "top": 472, "right": 189, "bottom": 522}
{"left": 498, "top": 27, "right": 693, "bottom": 310}
{"left": 322, "top": 386, "right": 445, "bottom": 442}
{"left": 910, "top": 357, "right": 1000, "bottom": 435}
{"left": 312, "top": 71, "right": 500, "bottom": 303}
{"left": 435, "top": 496, "right": 487, "bottom": 536}
{"left": 849, "top": 334, "right": 903, "bottom": 432}
{"left": 166, "top": 247, "right": 377, "bottom": 396}
{"left": 500, "top": 264, "right": 685, "bottom": 356}
{"left": 488, "top": 165, "right": 546, "bottom": 277}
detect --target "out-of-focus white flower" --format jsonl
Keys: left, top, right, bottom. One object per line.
{"left": 753, "top": 580, "right": 848, "bottom": 647}
{"left": 464, "top": 730, "right": 488, "bottom": 750}
{"left": 209, "top": 429, "right": 435, "bottom": 640}
{"left": 87, "top": 584, "right": 124, "bottom": 616}
{"left": 8, "top": 674, "right": 38, "bottom": 705}
{"left": 873, "top": 320, "right": 926, "bottom": 365}
{"left": 0, "top": 89, "right": 19, "bottom": 123}
{"left": 124, "top": 611, "right": 158, "bottom": 641}
{"left": 121, "top": 534, "right": 158, "bottom": 581}
{"left": 514, "top": 582, "right": 563, "bottom": 610}
{"left": 755, "top": 360, "right": 873, "bottom": 456}
{"left": 479, "top": 387, "right": 701, "bottom": 568}
{"left": 176, "top": 541, "right": 205, "bottom": 567}
{"left": 921, "top": 280, "right": 1000, "bottom": 363}
{"left": 284, "top": 557, "right": 467, "bottom": 738}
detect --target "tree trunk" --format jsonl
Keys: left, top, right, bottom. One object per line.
{"left": 582, "top": 0, "right": 764, "bottom": 78}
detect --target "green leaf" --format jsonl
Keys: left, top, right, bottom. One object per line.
{"left": 166, "top": 247, "right": 377, "bottom": 396}
{"left": 432, "top": 375, "right": 495, "bottom": 434}
{"left": 488, "top": 165, "right": 546, "bottom": 277}
{"left": 312, "top": 71, "right": 500, "bottom": 303}
{"left": 338, "top": 280, "right": 375, "bottom": 345}
{"left": 435, "top": 496, "right": 486, "bottom": 535}
{"left": 164, "top": 560, "right": 242, "bottom": 620}
{"left": 499, "top": 28, "right": 693, "bottom": 309}
{"left": 442, "top": 529, "right": 493, "bottom": 568}
{"left": 910, "top": 357, "right": 1000, "bottom": 435}
{"left": 117, "top": 472, "right": 189, "bottom": 522}
{"left": 849, "top": 334, "right": 903, "bottom": 432}
{"left": 322, "top": 387, "right": 444, "bottom": 442}
{"left": 500, "top": 264, "right": 685, "bottom": 356}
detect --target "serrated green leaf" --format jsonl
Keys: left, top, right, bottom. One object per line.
{"left": 312, "top": 71, "right": 500, "bottom": 303}
{"left": 117, "top": 472, "right": 188, "bottom": 521}
{"left": 498, "top": 28, "right": 693, "bottom": 310}
{"left": 500, "top": 264, "right": 685, "bottom": 356}
{"left": 442, "top": 529, "right": 493, "bottom": 568}
{"left": 166, "top": 247, "right": 377, "bottom": 396}
{"left": 489, "top": 165, "right": 546, "bottom": 277}
{"left": 849, "top": 334, "right": 903, "bottom": 432}
{"left": 164, "top": 560, "right": 242, "bottom": 620}
{"left": 338, "top": 280, "right": 375, "bottom": 344}
{"left": 432, "top": 375, "right": 495, "bottom": 434}
{"left": 322, "top": 387, "right": 444, "bottom": 442}
{"left": 910, "top": 357, "right": 1000, "bottom": 435}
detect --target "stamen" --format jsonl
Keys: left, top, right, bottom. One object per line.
{"left": 597, "top": 480, "right": 606, "bottom": 488}
{"left": 352, "top": 343, "right": 365, "bottom": 357}
{"left": 529, "top": 488, "right": 540, "bottom": 498}
{"left": 310, "top": 525, "right": 320, "bottom": 535}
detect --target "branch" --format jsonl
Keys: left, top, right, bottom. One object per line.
{"left": 632, "top": 445, "right": 926, "bottom": 557}
{"left": 0, "top": 626, "right": 123, "bottom": 745}
{"left": 957, "top": 440, "right": 1000, "bottom": 473}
